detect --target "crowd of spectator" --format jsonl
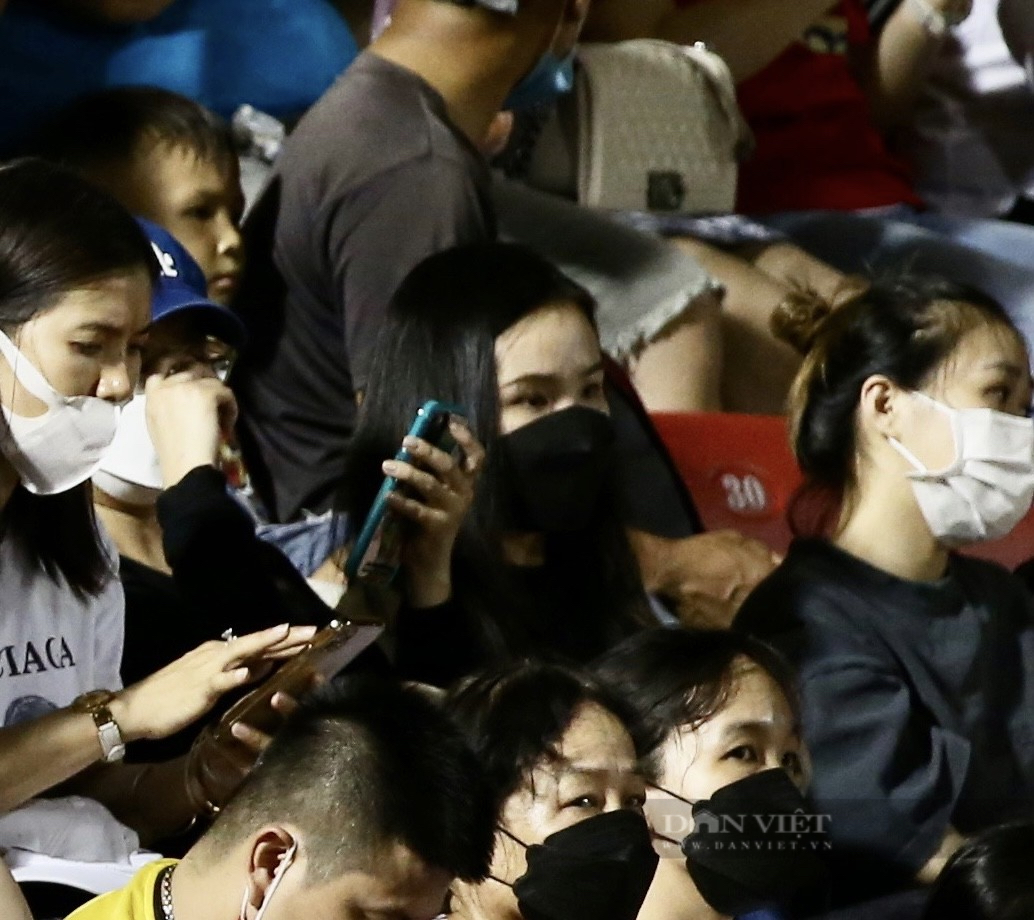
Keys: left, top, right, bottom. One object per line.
{"left": 4, "top": 2, "right": 1034, "bottom": 920}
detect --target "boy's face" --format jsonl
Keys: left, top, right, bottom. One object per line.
{"left": 119, "top": 141, "right": 245, "bottom": 306}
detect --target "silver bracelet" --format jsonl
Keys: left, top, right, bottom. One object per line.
{"left": 905, "top": 0, "right": 969, "bottom": 37}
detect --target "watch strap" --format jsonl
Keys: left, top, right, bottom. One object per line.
{"left": 92, "top": 707, "right": 127, "bottom": 763}
{"left": 74, "top": 691, "right": 126, "bottom": 763}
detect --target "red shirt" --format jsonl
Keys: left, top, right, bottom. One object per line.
{"left": 675, "top": 0, "right": 921, "bottom": 212}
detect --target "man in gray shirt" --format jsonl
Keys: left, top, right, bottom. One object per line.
{"left": 233, "top": 0, "right": 587, "bottom": 523}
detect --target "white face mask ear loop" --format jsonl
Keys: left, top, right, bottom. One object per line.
{"left": 0, "top": 326, "right": 22, "bottom": 425}
{"left": 887, "top": 436, "right": 928, "bottom": 474}
{"left": 249, "top": 840, "right": 298, "bottom": 920}
{"left": 893, "top": 390, "right": 966, "bottom": 476}
{"left": 0, "top": 322, "right": 63, "bottom": 409}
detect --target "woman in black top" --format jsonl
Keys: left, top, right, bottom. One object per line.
{"left": 735, "top": 276, "right": 1034, "bottom": 906}
{"left": 346, "top": 243, "right": 656, "bottom": 686}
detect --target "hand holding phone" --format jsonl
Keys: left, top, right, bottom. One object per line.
{"left": 185, "top": 616, "right": 384, "bottom": 813}
{"left": 346, "top": 401, "right": 485, "bottom": 604}
{"left": 210, "top": 618, "right": 383, "bottom": 741}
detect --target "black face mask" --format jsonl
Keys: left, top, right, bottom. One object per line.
{"left": 497, "top": 810, "right": 659, "bottom": 920}
{"left": 656, "top": 770, "right": 830, "bottom": 917}
{"left": 499, "top": 406, "right": 615, "bottom": 533}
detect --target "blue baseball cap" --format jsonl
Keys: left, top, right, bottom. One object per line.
{"left": 137, "top": 218, "right": 246, "bottom": 350}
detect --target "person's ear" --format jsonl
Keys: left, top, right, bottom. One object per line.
{"left": 858, "top": 374, "right": 906, "bottom": 440}
{"left": 243, "top": 827, "right": 298, "bottom": 918}
{"left": 553, "top": 0, "right": 589, "bottom": 53}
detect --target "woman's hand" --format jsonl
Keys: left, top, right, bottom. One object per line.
{"left": 185, "top": 689, "right": 308, "bottom": 813}
{"left": 382, "top": 420, "right": 485, "bottom": 607}
{"left": 110, "top": 624, "right": 317, "bottom": 743}
{"left": 629, "top": 529, "right": 780, "bottom": 629}
{"left": 144, "top": 370, "right": 238, "bottom": 487}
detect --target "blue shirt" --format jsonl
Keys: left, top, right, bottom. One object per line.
{"left": 0, "top": 0, "right": 358, "bottom": 153}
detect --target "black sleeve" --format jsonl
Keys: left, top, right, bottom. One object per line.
{"left": 393, "top": 597, "right": 482, "bottom": 687}
{"left": 157, "top": 465, "right": 328, "bottom": 636}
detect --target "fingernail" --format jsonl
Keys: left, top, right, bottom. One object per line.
{"left": 402, "top": 436, "right": 418, "bottom": 448}
{"left": 382, "top": 460, "right": 397, "bottom": 473}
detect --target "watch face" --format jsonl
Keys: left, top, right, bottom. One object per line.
{"left": 76, "top": 690, "right": 115, "bottom": 710}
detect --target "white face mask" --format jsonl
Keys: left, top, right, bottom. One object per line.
{"left": 888, "top": 391, "right": 1034, "bottom": 546}
{"left": 92, "top": 392, "right": 163, "bottom": 506}
{"left": 242, "top": 840, "right": 297, "bottom": 920}
{"left": 0, "top": 327, "right": 121, "bottom": 495}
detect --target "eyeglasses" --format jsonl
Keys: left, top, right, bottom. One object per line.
{"left": 148, "top": 336, "right": 237, "bottom": 382}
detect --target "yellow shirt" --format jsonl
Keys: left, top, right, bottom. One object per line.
{"left": 67, "top": 859, "right": 178, "bottom": 920}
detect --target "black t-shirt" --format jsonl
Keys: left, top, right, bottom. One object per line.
{"left": 735, "top": 538, "right": 1034, "bottom": 905}
{"left": 119, "top": 467, "right": 328, "bottom": 760}
{"left": 232, "top": 51, "right": 495, "bottom": 523}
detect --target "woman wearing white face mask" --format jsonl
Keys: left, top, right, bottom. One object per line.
{"left": 0, "top": 160, "right": 314, "bottom": 917}
{"left": 734, "top": 276, "right": 1034, "bottom": 911}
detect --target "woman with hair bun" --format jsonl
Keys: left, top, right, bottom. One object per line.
{"left": 735, "top": 276, "right": 1034, "bottom": 908}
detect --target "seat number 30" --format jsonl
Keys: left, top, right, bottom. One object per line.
{"left": 720, "top": 473, "right": 769, "bottom": 514}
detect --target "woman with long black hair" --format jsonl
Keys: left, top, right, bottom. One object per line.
{"left": 346, "top": 242, "right": 656, "bottom": 686}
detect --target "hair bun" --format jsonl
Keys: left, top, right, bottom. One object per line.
{"left": 770, "top": 287, "right": 833, "bottom": 355}
{"left": 771, "top": 275, "right": 871, "bottom": 355}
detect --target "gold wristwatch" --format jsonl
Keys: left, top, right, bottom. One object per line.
{"left": 72, "top": 690, "right": 126, "bottom": 764}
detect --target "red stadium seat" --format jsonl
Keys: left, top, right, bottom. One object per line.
{"left": 650, "top": 411, "right": 1034, "bottom": 570}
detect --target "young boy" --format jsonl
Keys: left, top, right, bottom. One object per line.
{"left": 30, "top": 86, "right": 245, "bottom": 306}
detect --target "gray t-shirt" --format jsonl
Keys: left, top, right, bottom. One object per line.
{"left": 233, "top": 52, "right": 495, "bottom": 522}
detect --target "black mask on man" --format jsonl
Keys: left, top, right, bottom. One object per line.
{"left": 501, "top": 810, "right": 659, "bottom": 920}
{"left": 499, "top": 406, "right": 614, "bottom": 533}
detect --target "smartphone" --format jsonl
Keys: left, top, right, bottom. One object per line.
{"left": 345, "top": 400, "right": 467, "bottom": 585}
{"left": 211, "top": 617, "right": 384, "bottom": 741}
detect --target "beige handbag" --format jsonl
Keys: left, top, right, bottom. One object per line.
{"left": 524, "top": 39, "right": 753, "bottom": 214}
